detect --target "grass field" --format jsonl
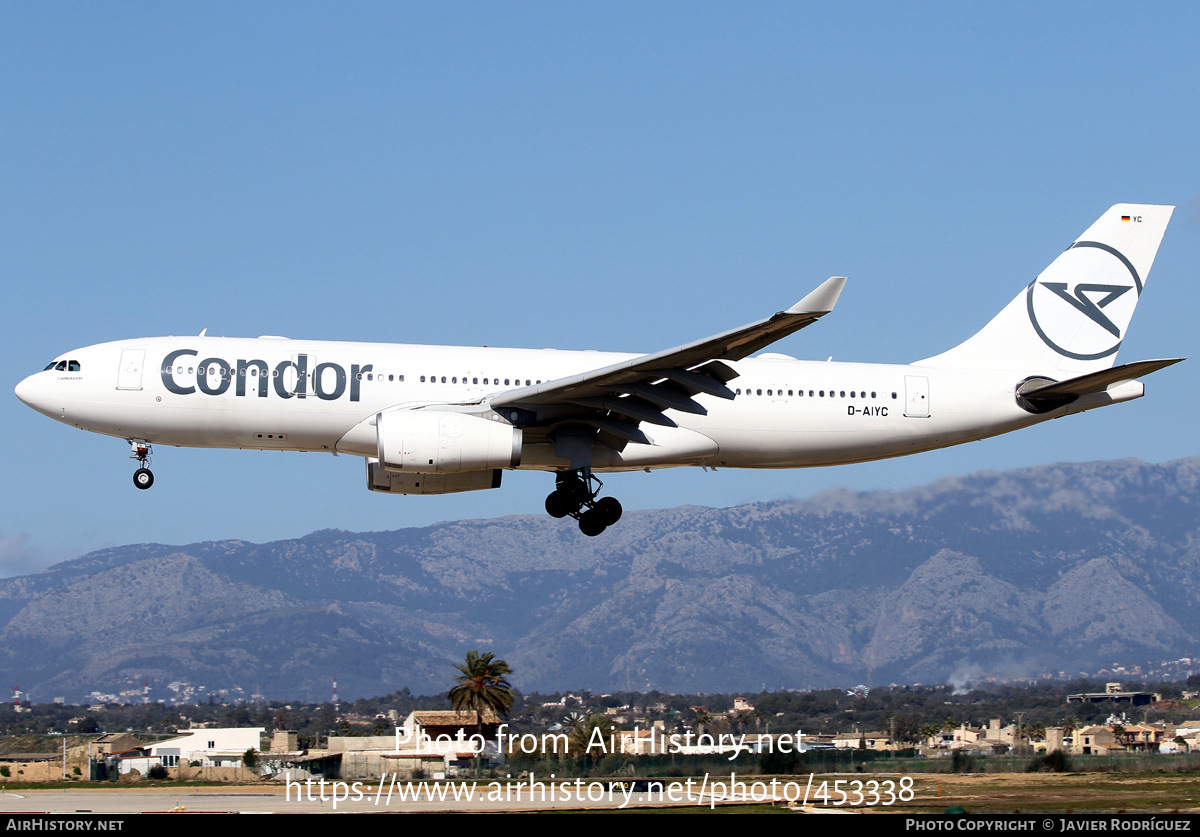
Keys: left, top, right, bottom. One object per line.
{"left": 866, "top": 771, "right": 1200, "bottom": 814}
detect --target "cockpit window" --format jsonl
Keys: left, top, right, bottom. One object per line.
{"left": 68, "top": 360, "right": 81, "bottom": 372}
{"left": 54, "top": 361, "right": 67, "bottom": 371}
{"left": 44, "top": 361, "right": 57, "bottom": 371}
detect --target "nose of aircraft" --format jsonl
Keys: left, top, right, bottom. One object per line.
{"left": 15, "top": 374, "right": 35, "bottom": 406}
{"left": 14, "top": 373, "right": 52, "bottom": 415}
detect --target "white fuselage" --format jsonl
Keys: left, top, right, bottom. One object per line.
{"left": 15, "top": 335, "right": 1134, "bottom": 474}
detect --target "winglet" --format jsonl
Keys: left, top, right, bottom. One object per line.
{"left": 787, "top": 276, "right": 847, "bottom": 315}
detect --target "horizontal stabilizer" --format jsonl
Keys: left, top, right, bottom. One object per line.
{"left": 1022, "top": 358, "right": 1184, "bottom": 400}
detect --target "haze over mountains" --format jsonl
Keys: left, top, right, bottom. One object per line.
{"left": 1, "top": 457, "right": 1197, "bottom": 702}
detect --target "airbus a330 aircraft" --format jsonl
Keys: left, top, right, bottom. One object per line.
{"left": 15, "top": 204, "right": 1183, "bottom": 536}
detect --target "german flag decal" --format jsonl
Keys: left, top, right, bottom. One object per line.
{"left": 1121, "top": 215, "right": 1131, "bottom": 221}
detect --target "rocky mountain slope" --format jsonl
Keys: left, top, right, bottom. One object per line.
{"left": 2, "top": 457, "right": 1197, "bottom": 700}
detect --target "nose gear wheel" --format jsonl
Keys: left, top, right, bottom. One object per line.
{"left": 129, "top": 440, "right": 155, "bottom": 490}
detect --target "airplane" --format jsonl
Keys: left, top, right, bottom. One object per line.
{"left": 14, "top": 204, "right": 1183, "bottom": 537}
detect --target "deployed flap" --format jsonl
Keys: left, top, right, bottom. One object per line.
{"left": 489, "top": 276, "right": 846, "bottom": 411}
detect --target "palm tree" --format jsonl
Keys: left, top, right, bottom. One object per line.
{"left": 560, "top": 711, "right": 586, "bottom": 733}
{"left": 449, "top": 650, "right": 515, "bottom": 749}
{"left": 568, "top": 714, "right": 617, "bottom": 761}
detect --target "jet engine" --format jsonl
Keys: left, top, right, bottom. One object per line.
{"left": 375, "top": 410, "right": 522, "bottom": 474}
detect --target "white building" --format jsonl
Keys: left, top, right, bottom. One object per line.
{"left": 117, "top": 727, "right": 264, "bottom": 774}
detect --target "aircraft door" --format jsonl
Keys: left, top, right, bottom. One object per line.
{"left": 280, "top": 353, "right": 314, "bottom": 398}
{"left": 904, "top": 375, "right": 930, "bottom": 418}
{"left": 117, "top": 349, "right": 145, "bottom": 391}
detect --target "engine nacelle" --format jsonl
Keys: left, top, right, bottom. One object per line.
{"left": 376, "top": 410, "right": 522, "bottom": 474}
{"left": 367, "top": 459, "right": 502, "bottom": 494}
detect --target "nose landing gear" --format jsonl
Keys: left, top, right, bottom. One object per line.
{"left": 130, "top": 440, "right": 155, "bottom": 490}
{"left": 545, "top": 470, "right": 623, "bottom": 536}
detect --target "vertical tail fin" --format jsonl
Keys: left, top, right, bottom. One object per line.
{"left": 916, "top": 204, "right": 1174, "bottom": 375}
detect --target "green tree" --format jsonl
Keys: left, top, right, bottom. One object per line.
{"left": 449, "top": 649, "right": 514, "bottom": 741}
{"left": 560, "top": 711, "right": 586, "bottom": 734}
{"left": 568, "top": 714, "right": 618, "bottom": 761}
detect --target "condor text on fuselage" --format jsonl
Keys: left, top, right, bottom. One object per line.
{"left": 160, "top": 348, "right": 374, "bottom": 401}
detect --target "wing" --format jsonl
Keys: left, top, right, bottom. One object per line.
{"left": 487, "top": 276, "right": 847, "bottom": 445}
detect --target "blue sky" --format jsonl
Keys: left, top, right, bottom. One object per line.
{"left": 3, "top": 2, "right": 1198, "bottom": 575}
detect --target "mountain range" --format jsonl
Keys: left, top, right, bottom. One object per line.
{"left": 2, "top": 456, "right": 1197, "bottom": 701}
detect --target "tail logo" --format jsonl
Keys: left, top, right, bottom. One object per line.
{"left": 1025, "top": 241, "right": 1141, "bottom": 361}
{"left": 1040, "top": 283, "right": 1131, "bottom": 338}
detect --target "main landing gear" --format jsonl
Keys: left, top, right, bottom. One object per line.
{"left": 544, "top": 470, "right": 622, "bottom": 537}
{"left": 130, "top": 440, "right": 154, "bottom": 490}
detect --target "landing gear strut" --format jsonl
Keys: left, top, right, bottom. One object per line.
{"left": 544, "top": 469, "right": 622, "bottom": 536}
{"left": 130, "top": 440, "right": 154, "bottom": 490}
